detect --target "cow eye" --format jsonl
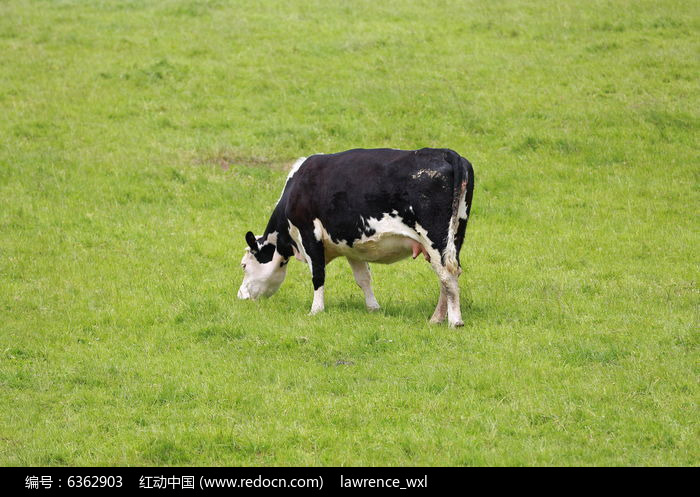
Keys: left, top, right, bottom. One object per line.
{"left": 241, "top": 263, "right": 246, "bottom": 270}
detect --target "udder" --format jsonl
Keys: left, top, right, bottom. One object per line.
{"left": 335, "top": 235, "right": 430, "bottom": 264}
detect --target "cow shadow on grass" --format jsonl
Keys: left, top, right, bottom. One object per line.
{"left": 330, "top": 295, "right": 489, "bottom": 326}
{"left": 238, "top": 290, "right": 490, "bottom": 328}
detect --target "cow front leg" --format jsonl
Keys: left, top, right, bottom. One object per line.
{"left": 310, "top": 284, "right": 325, "bottom": 315}
{"left": 347, "top": 258, "right": 380, "bottom": 311}
{"left": 299, "top": 229, "right": 326, "bottom": 315}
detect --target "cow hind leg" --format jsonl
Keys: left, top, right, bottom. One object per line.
{"left": 347, "top": 258, "right": 380, "bottom": 311}
{"left": 430, "top": 282, "right": 448, "bottom": 323}
{"left": 430, "top": 261, "right": 463, "bottom": 328}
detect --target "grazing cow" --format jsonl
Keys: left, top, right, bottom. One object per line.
{"left": 237, "top": 148, "right": 474, "bottom": 327}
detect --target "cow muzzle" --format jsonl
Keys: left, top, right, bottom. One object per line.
{"left": 237, "top": 286, "right": 251, "bottom": 300}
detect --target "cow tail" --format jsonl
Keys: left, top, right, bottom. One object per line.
{"left": 444, "top": 150, "right": 469, "bottom": 273}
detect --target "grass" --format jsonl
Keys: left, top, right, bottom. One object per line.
{"left": 0, "top": 0, "right": 698, "bottom": 466}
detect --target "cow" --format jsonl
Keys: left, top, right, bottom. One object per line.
{"left": 237, "top": 148, "right": 474, "bottom": 327}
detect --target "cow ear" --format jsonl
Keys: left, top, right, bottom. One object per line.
{"left": 245, "top": 231, "right": 258, "bottom": 253}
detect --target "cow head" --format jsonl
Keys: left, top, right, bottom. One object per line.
{"left": 237, "top": 231, "right": 288, "bottom": 300}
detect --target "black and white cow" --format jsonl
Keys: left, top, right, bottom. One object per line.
{"left": 237, "top": 148, "right": 474, "bottom": 327}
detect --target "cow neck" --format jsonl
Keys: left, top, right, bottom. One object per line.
{"left": 262, "top": 197, "right": 294, "bottom": 261}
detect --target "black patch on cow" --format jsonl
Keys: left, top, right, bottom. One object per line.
{"left": 253, "top": 243, "right": 275, "bottom": 264}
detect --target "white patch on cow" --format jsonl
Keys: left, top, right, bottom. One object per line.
{"left": 283, "top": 154, "right": 323, "bottom": 185}
{"left": 310, "top": 285, "right": 325, "bottom": 314}
{"left": 265, "top": 231, "right": 278, "bottom": 246}
{"left": 458, "top": 201, "right": 468, "bottom": 221}
{"left": 286, "top": 156, "right": 308, "bottom": 181}
{"left": 275, "top": 157, "right": 309, "bottom": 204}
{"left": 457, "top": 171, "right": 469, "bottom": 220}
{"left": 413, "top": 222, "right": 441, "bottom": 263}
{"left": 312, "top": 213, "right": 428, "bottom": 264}
{"left": 288, "top": 221, "right": 301, "bottom": 246}
{"left": 237, "top": 244, "right": 288, "bottom": 300}
{"left": 411, "top": 169, "right": 440, "bottom": 180}
{"left": 276, "top": 154, "right": 328, "bottom": 206}
{"left": 313, "top": 218, "right": 323, "bottom": 242}
{"left": 288, "top": 221, "right": 308, "bottom": 263}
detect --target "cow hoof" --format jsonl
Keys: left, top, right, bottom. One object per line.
{"left": 449, "top": 320, "right": 464, "bottom": 328}
{"left": 309, "top": 308, "right": 324, "bottom": 316}
{"left": 367, "top": 304, "right": 381, "bottom": 312}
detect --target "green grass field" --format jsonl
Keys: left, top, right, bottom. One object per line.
{"left": 1, "top": 0, "right": 698, "bottom": 466}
